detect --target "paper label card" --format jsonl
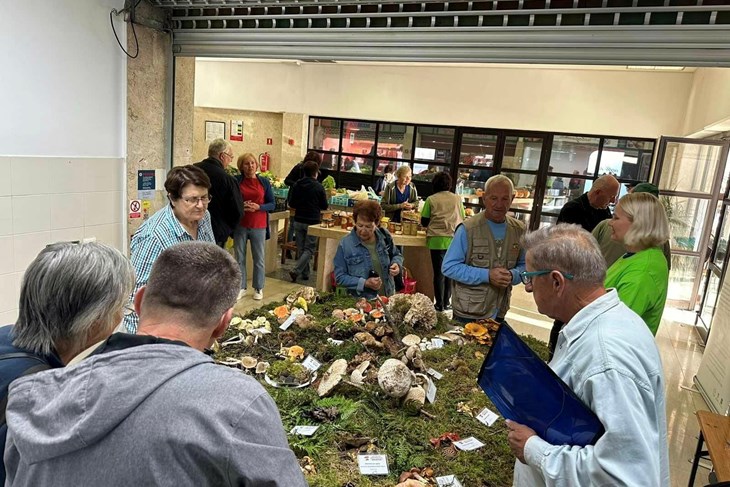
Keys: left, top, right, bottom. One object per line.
{"left": 302, "top": 355, "right": 322, "bottom": 372}
{"left": 476, "top": 407, "right": 500, "bottom": 427}
{"left": 279, "top": 314, "right": 296, "bottom": 330}
{"left": 290, "top": 425, "right": 319, "bottom": 436}
{"left": 426, "top": 378, "right": 437, "bottom": 404}
{"left": 436, "top": 475, "right": 464, "bottom": 487}
{"left": 357, "top": 454, "right": 389, "bottom": 475}
{"left": 453, "top": 436, "right": 485, "bottom": 451}
{"left": 431, "top": 338, "right": 445, "bottom": 349}
{"left": 327, "top": 338, "right": 344, "bottom": 346}
{"left": 426, "top": 368, "right": 443, "bottom": 380}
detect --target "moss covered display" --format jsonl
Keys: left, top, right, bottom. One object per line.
{"left": 215, "top": 290, "right": 549, "bottom": 486}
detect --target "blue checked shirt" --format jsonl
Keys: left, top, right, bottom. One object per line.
{"left": 124, "top": 205, "right": 215, "bottom": 333}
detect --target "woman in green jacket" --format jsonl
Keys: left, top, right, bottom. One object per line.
{"left": 605, "top": 192, "right": 670, "bottom": 335}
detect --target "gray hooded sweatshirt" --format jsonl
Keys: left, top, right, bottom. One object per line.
{"left": 4, "top": 340, "right": 307, "bottom": 487}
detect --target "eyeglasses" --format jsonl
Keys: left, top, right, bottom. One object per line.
{"left": 123, "top": 303, "right": 135, "bottom": 316}
{"left": 181, "top": 195, "right": 212, "bottom": 205}
{"left": 520, "top": 270, "right": 574, "bottom": 285}
{"left": 221, "top": 151, "right": 234, "bottom": 159}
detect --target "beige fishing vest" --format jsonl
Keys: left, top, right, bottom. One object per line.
{"left": 452, "top": 214, "right": 525, "bottom": 321}
{"left": 426, "top": 191, "right": 463, "bottom": 238}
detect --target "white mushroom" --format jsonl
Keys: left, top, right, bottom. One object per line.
{"left": 402, "top": 334, "right": 421, "bottom": 347}
{"left": 403, "top": 386, "right": 426, "bottom": 414}
{"left": 317, "top": 359, "right": 348, "bottom": 397}
{"left": 377, "top": 359, "right": 413, "bottom": 398}
{"left": 350, "top": 360, "right": 371, "bottom": 385}
{"left": 255, "top": 361, "right": 270, "bottom": 374}
{"left": 241, "top": 356, "right": 258, "bottom": 370}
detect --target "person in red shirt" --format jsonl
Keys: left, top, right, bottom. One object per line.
{"left": 234, "top": 154, "right": 275, "bottom": 301}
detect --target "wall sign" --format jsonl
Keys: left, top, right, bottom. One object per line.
{"left": 230, "top": 120, "right": 243, "bottom": 141}
{"left": 129, "top": 200, "right": 142, "bottom": 219}
{"left": 205, "top": 120, "right": 225, "bottom": 142}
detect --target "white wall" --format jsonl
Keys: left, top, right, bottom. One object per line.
{"left": 0, "top": 0, "right": 127, "bottom": 324}
{"left": 195, "top": 60, "right": 695, "bottom": 139}
{"left": 682, "top": 68, "right": 730, "bottom": 137}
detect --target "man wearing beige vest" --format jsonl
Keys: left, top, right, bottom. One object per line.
{"left": 442, "top": 175, "right": 526, "bottom": 324}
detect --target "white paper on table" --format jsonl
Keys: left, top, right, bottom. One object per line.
{"left": 430, "top": 338, "right": 445, "bottom": 349}
{"left": 426, "top": 367, "right": 443, "bottom": 380}
{"left": 435, "top": 475, "right": 464, "bottom": 487}
{"left": 290, "top": 425, "right": 320, "bottom": 436}
{"left": 279, "top": 314, "right": 296, "bottom": 330}
{"left": 357, "top": 454, "right": 389, "bottom": 475}
{"left": 302, "top": 355, "right": 322, "bottom": 372}
{"left": 453, "top": 436, "right": 485, "bottom": 451}
{"left": 426, "top": 378, "right": 437, "bottom": 404}
{"left": 475, "top": 407, "right": 500, "bottom": 427}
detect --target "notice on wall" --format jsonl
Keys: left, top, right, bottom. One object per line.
{"left": 129, "top": 200, "right": 142, "bottom": 219}
{"left": 138, "top": 170, "right": 155, "bottom": 191}
{"left": 694, "top": 277, "right": 730, "bottom": 414}
{"left": 205, "top": 121, "right": 225, "bottom": 142}
{"left": 230, "top": 120, "right": 244, "bottom": 142}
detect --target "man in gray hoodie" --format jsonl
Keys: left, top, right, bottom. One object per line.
{"left": 4, "top": 241, "right": 306, "bottom": 487}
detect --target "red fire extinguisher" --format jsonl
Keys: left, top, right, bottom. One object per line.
{"left": 259, "top": 152, "right": 270, "bottom": 172}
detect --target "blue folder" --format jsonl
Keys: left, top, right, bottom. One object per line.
{"left": 477, "top": 322, "right": 604, "bottom": 447}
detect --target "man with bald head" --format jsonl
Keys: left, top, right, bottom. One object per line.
{"left": 548, "top": 174, "right": 620, "bottom": 356}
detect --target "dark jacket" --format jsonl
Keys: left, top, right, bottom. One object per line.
{"left": 0, "top": 325, "right": 63, "bottom": 484}
{"left": 194, "top": 157, "right": 243, "bottom": 243}
{"left": 557, "top": 192, "right": 612, "bottom": 233}
{"left": 288, "top": 177, "right": 328, "bottom": 225}
{"left": 234, "top": 174, "right": 276, "bottom": 240}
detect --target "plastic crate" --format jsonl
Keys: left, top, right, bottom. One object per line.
{"left": 330, "top": 194, "right": 349, "bottom": 206}
{"left": 273, "top": 187, "right": 289, "bottom": 199}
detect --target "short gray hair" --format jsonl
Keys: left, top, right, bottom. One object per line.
{"left": 484, "top": 174, "right": 514, "bottom": 195}
{"left": 617, "top": 192, "right": 670, "bottom": 250}
{"left": 141, "top": 242, "right": 241, "bottom": 328}
{"left": 522, "top": 224, "right": 606, "bottom": 286}
{"left": 395, "top": 165, "right": 412, "bottom": 179}
{"left": 14, "top": 242, "right": 134, "bottom": 356}
{"left": 207, "top": 138, "right": 230, "bottom": 158}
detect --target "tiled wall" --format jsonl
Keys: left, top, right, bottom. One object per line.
{"left": 0, "top": 156, "right": 125, "bottom": 324}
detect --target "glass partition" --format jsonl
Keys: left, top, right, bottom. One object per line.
{"left": 377, "top": 123, "right": 414, "bottom": 160}
{"left": 549, "top": 135, "right": 600, "bottom": 176}
{"left": 502, "top": 136, "right": 542, "bottom": 171}
{"left": 414, "top": 126, "right": 454, "bottom": 164}
{"left": 341, "top": 120, "right": 376, "bottom": 158}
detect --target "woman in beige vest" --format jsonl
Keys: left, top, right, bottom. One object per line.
{"left": 420, "top": 172, "right": 464, "bottom": 311}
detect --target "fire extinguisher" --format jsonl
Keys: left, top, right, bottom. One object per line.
{"left": 259, "top": 152, "right": 270, "bottom": 172}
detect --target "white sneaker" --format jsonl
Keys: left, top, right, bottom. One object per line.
{"left": 253, "top": 289, "right": 263, "bottom": 300}
{"left": 237, "top": 289, "right": 247, "bottom": 300}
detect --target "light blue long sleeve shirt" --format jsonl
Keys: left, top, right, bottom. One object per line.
{"left": 513, "top": 290, "right": 670, "bottom": 487}
{"left": 441, "top": 220, "right": 526, "bottom": 286}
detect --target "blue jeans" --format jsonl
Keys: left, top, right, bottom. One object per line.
{"left": 292, "top": 221, "right": 317, "bottom": 278}
{"left": 233, "top": 226, "right": 266, "bottom": 291}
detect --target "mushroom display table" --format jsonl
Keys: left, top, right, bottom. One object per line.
{"left": 307, "top": 225, "right": 434, "bottom": 299}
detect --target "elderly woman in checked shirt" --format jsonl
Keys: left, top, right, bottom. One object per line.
{"left": 123, "top": 165, "right": 215, "bottom": 333}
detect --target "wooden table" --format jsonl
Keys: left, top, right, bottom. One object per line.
{"left": 307, "top": 225, "right": 434, "bottom": 299}
{"left": 688, "top": 410, "right": 730, "bottom": 486}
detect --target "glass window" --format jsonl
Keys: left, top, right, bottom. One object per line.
{"left": 540, "top": 214, "right": 558, "bottom": 228}
{"left": 658, "top": 142, "right": 722, "bottom": 194}
{"left": 341, "top": 121, "right": 376, "bottom": 157}
{"left": 714, "top": 204, "right": 730, "bottom": 268}
{"left": 459, "top": 132, "right": 498, "bottom": 166}
{"left": 374, "top": 159, "right": 408, "bottom": 176}
{"left": 510, "top": 211, "right": 531, "bottom": 228}
{"left": 412, "top": 163, "right": 449, "bottom": 182}
{"left": 377, "top": 124, "right": 414, "bottom": 160}
{"left": 341, "top": 156, "right": 374, "bottom": 175}
{"left": 667, "top": 254, "right": 700, "bottom": 303}
{"left": 662, "top": 196, "right": 709, "bottom": 252}
{"left": 502, "top": 136, "right": 543, "bottom": 171}
{"left": 700, "top": 272, "right": 721, "bottom": 327}
{"left": 318, "top": 152, "right": 339, "bottom": 171}
{"left": 414, "top": 126, "right": 454, "bottom": 164}
{"left": 600, "top": 138, "right": 654, "bottom": 181}
{"left": 720, "top": 151, "right": 730, "bottom": 195}
{"left": 548, "top": 136, "right": 600, "bottom": 177}
{"left": 308, "top": 118, "right": 341, "bottom": 152}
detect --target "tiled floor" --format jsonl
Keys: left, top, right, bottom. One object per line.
{"left": 238, "top": 276, "right": 715, "bottom": 486}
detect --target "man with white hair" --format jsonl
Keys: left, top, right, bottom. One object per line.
{"left": 4, "top": 242, "right": 305, "bottom": 486}
{"left": 442, "top": 174, "right": 526, "bottom": 323}
{"left": 195, "top": 138, "right": 243, "bottom": 246}
{"left": 507, "top": 224, "right": 669, "bottom": 487}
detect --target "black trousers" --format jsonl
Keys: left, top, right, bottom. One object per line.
{"left": 430, "top": 249, "right": 451, "bottom": 309}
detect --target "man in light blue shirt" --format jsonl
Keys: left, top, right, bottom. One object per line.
{"left": 442, "top": 175, "right": 526, "bottom": 323}
{"left": 508, "top": 224, "right": 669, "bottom": 487}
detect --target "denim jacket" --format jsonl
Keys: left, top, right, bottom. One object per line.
{"left": 333, "top": 228, "right": 404, "bottom": 299}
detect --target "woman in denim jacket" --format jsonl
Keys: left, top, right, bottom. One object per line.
{"left": 334, "top": 200, "right": 403, "bottom": 299}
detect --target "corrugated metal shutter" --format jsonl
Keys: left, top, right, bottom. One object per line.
{"left": 150, "top": 1, "right": 730, "bottom": 66}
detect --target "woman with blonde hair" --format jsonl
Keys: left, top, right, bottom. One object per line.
{"left": 605, "top": 192, "right": 670, "bottom": 335}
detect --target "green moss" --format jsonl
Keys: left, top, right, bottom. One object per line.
{"left": 215, "top": 292, "right": 550, "bottom": 486}
{"left": 268, "top": 360, "right": 310, "bottom": 384}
